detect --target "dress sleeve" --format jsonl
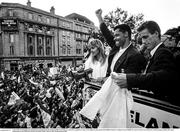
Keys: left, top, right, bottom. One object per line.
{"left": 84, "top": 56, "right": 91, "bottom": 70}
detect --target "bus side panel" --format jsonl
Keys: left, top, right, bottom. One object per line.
{"left": 129, "top": 101, "right": 180, "bottom": 128}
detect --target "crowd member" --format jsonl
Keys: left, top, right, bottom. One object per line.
{"left": 111, "top": 21, "right": 179, "bottom": 104}
{"left": 84, "top": 38, "right": 108, "bottom": 80}
{"left": 95, "top": 9, "right": 146, "bottom": 77}
{"left": 163, "top": 27, "right": 180, "bottom": 47}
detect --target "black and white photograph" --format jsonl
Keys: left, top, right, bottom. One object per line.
{"left": 0, "top": 0, "right": 180, "bottom": 131}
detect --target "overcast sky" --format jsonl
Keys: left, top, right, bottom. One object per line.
{"left": 1, "top": 0, "right": 180, "bottom": 34}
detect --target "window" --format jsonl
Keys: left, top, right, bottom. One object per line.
{"left": 27, "top": 34, "right": 34, "bottom": 56}
{"left": 66, "top": 23, "right": 71, "bottom": 28}
{"left": 8, "top": 9, "right": 14, "bottom": 17}
{"left": 46, "top": 37, "right": 50, "bottom": 46}
{"left": 82, "top": 34, "right": 85, "bottom": 40}
{"left": 67, "top": 31, "right": 70, "bottom": 36}
{"left": 62, "top": 31, "right": 66, "bottom": 36}
{"left": 62, "top": 45, "right": 66, "bottom": 54}
{"left": 28, "top": 13, "right": 33, "bottom": 19}
{"left": 29, "top": 45, "right": 34, "bottom": 55}
{"left": 62, "top": 36, "right": 66, "bottom": 45}
{"left": 9, "top": 34, "right": 15, "bottom": 43}
{"left": 76, "top": 24, "right": 81, "bottom": 31}
{"left": 38, "top": 36, "right": 43, "bottom": 45}
{"left": 62, "top": 22, "right": 66, "bottom": 27}
{"left": 37, "top": 46, "right": 43, "bottom": 55}
{"left": 67, "top": 36, "right": 70, "bottom": 45}
{"left": 83, "top": 27, "right": 88, "bottom": 33}
{"left": 76, "top": 33, "right": 81, "bottom": 39}
{"left": 46, "top": 47, "right": 51, "bottom": 55}
{"left": 10, "top": 45, "right": 14, "bottom": 55}
{"left": 27, "top": 34, "right": 34, "bottom": 44}
{"left": 46, "top": 17, "right": 50, "bottom": 24}
{"left": 76, "top": 48, "right": 81, "bottom": 54}
{"left": 67, "top": 45, "right": 71, "bottom": 54}
{"left": 76, "top": 41, "right": 82, "bottom": 54}
{"left": 29, "top": 36, "right": 33, "bottom": 44}
{"left": 37, "top": 36, "right": 44, "bottom": 55}
{"left": 46, "top": 37, "right": 52, "bottom": 56}
{"left": 38, "top": 15, "right": 42, "bottom": 22}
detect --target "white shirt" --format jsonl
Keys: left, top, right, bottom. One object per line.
{"left": 110, "top": 44, "right": 131, "bottom": 72}
{"left": 85, "top": 55, "right": 108, "bottom": 79}
{"left": 150, "top": 42, "right": 163, "bottom": 57}
{"left": 143, "top": 42, "right": 162, "bottom": 74}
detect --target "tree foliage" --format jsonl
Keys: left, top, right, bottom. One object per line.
{"left": 103, "top": 7, "right": 144, "bottom": 39}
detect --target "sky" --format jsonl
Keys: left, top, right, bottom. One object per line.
{"left": 1, "top": 0, "right": 180, "bottom": 34}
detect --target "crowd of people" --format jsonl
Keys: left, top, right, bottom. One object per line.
{"left": 0, "top": 64, "right": 100, "bottom": 128}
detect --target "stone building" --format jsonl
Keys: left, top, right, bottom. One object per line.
{"left": 0, "top": 1, "right": 95, "bottom": 71}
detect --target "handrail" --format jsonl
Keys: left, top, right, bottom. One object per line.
{"left": 84, "top": 81, "right": 180, "bottom": 115}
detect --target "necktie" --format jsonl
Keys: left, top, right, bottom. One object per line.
{"left": 143, "top": 54, "right": 152, "bottom": 74}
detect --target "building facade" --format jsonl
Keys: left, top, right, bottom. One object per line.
{"left": 0, "top": 1, "right": 95, "bottom": 71}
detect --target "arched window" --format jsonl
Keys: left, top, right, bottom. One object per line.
{"left": 29, "top": 45, "right": 34, "bottom": 55}
{"left": 46, "top": 47, "right": 51, "bottom": 55}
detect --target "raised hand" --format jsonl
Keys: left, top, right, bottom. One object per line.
{"left": 95, "top": 9, "right": 102, "bottom": 18}
{"left": 95, "top": 9, "right": 103, "bottom": 24}
{"left": 111, "top": 72, "right": 128, "bottom": 88}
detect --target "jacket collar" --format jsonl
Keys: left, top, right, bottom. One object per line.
{"left": 113, "top": 44, "right": 133, "bottom": 71}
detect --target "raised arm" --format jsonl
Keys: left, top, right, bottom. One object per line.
{"left": 95, "top": 9, "right": 115, "bottom": 48}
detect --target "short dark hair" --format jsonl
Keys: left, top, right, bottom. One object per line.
{"left": 114, "top": 24, "right": 131, "bottom": 41}
{"left": 164, "top": 28, "right": 180, "bottom": 44}
{"left": 137, "top": 21, "right": 161, "bottom": 38}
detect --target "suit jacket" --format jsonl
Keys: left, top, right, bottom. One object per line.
{"left": 100, "top": 23, "right": 146, "bottom": 76}
{"left": 127, "top": 44, "right": 179, "bottom": 99}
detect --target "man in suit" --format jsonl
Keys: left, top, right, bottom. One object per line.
{"left": 111, "top": 21, "right": 179, "bottom": 103}
{"left": 95, "top": 9, "right": 146, "bottom": 77}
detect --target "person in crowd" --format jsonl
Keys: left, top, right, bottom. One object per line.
{"left": 162, "top": 27, "right": 180, "bottom": 47}
{"left": 111, "top": 21, "right": 179, "bottom": 103}
{"left": 84, "top": 38, "right": 108, "bottom": 80}
{"left": 95, "top": 9, "right": 146, "bottom": 77}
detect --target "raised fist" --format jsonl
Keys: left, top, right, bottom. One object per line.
{"left": 95, "top": 9, "right": 102, "bottom": 17}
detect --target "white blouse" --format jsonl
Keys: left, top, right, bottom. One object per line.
{"left": 84, "top": 55, "right": 108, "bottom": 79}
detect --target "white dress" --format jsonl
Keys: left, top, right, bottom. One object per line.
{"left": 84, "top": 55, "right": 108, "bottom": 79}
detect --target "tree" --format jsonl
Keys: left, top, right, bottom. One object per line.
{"left": 103, "top": 7, "right": 144, "bottom": 39}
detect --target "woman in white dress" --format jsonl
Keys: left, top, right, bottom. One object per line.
{"left": 84, "top": 38, "right": 108, "bottom": 80}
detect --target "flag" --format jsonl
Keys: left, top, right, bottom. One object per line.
{"left": 8, "top": 91, "right": 20, "bottom": 105}
{"left": 39, "top": 104, "right": 51, "bottom": 128}
{"left": 1, "top": 72, "right": 4, "bottom": 80}
{"left": 48, "top": 67, "right": 58, "bottom": 77}
{"left": 18, "top": 76, "right": 21, "bottom": 83}
{"left": 55, "top": 87, "right": 65, "bottom": 100}
{"left": 25, "top": 116, "right": 31, "bottom": 128}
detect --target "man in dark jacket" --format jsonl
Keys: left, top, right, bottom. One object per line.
{"left": 95, "top": 9, "right": 146, "bottom": 77}
{"left": 111, "top": 21, "right": 179, "bottom": 103}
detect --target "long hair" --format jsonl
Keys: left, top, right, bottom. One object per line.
{"left": 88, "top": 38, "right": 107, "bottom": 66}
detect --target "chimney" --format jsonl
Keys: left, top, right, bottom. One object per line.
{"left": 27, "top": 0, "right": 31, "bottom": 7}
{"left": 50, "top": 6, "right": 55, "bottom": 14}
